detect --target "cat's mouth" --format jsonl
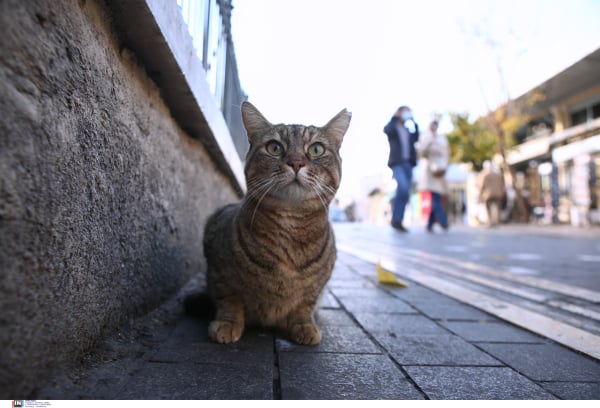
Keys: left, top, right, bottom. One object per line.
{"left": 283, "top": 170, "right": 304, "bottom": 185}
{"left": 280, "top": 174, "right": 310, "bottom": 197}
{"left": 286, "top": 178, "right": 304, "bottom": 191}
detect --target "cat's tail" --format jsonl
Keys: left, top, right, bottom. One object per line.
{"left": 183, "top": 292, "right": 216, "bottom": 320}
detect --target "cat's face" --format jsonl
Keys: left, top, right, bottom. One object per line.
{"left": 241, "top": 102, "right": 351, "bottom": 206}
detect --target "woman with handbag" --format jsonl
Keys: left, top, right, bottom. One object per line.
{"left": 417, "top": 120, "right": 450, "bottom": 232}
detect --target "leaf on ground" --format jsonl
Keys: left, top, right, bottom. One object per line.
{"left": 377, "top": 261, "right": 408, "bottom": 288}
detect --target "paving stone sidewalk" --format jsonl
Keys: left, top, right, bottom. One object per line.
{"left": 35, "top": 252, "right": 600, "bottom": 400}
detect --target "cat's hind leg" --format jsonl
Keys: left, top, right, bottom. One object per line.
{"left": 208, "top": 296, "right": 245, "bottom": 344}
{"left": 285, "top": 303, "right": 321, "bottom": 345}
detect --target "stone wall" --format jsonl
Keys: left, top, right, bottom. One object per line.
{"left": 0, "top": 0, "right": 240, "bottom": 396}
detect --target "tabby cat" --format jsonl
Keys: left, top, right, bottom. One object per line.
{"left": 202, "top": 101, "right": 351, "bottom": 345}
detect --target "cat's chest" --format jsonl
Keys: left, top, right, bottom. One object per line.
{"left": 262, "top": 249, "right": 330, "bottom": 297}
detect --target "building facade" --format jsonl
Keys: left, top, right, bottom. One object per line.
{"left": 506, "top": 48, "right": 600, "bottom": 225}
{"left": 177, "top": 0, "right": 249, "bottom": 160}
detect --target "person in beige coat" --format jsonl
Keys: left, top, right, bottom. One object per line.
{"left": 417, "top": 120, "right": 449, "bottom": 232}
{"left": 478, "top": 161, "right": 506, "bottom": 226}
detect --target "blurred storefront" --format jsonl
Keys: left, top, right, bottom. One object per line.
{"left": 505, "top": 47, "right": 600, "bottom": 225}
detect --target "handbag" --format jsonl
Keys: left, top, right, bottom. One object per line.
{"left": 429, "top": 161, "right": 446, "bottom": 178}
{"left": 424, "top": 138, "right": 447, "bottom": 178}
{"left": 427, "top": 147, "right": 447, "bottom": 178}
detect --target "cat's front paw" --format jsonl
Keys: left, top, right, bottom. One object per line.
{"left": 208, "top": 320, "right": 244, "bottom": 344}
{"left": 290, "top": 322, "right": 321, "bottom": 345}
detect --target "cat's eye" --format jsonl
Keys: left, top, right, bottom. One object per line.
{"left": 265, "top": 140, "right": 284, "bottom": 156}
{"left": 308, "top": 142, "right": 325, "bottom": 158}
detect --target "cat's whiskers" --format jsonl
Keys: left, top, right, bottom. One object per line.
{"left": 304, "top": 174, "right": 331, "bottom": 213}
{"left": 242, "top": 178, "right": 272, "bottom": 215}
{"left": 250, "top": 183, "right": 276, "bottom": 229}
{"left": 243, "top": 180, "right": 272, "bottom": 206}
{"left": 314, "top": 174, "right": 337, "bottom": 195}
{"left": 245, "top": 176, "right": 274, "bottom": 200}
{"left": 316, "top": 179, "right": 337, "bottom": 197}
{"left": 245, "top": 173, "right": 287, "bottom": 229}
{"left": 311, "top": 174, "right": 337, "bottom": 196}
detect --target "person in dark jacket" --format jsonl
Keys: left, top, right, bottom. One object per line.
{"left": 383, "top": 105, "right": 420, "bottom": 232}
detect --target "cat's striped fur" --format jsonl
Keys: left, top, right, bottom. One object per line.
{"left": 202, "top": 102, "right": 351, "bottom": 344}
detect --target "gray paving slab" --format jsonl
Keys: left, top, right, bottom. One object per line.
{"left": 336, "top": 251, "right": 375, "bottom": 268}
{"left": 349, "top": 265, "right": 385, "bottom": 279}
{"left": 327, "top": 268, "right": 361, "bottom": 282}
{"left": 315, "top": 309, "right": 357, "bottom": 326}
{"left": 439, "top": 321, "right": 545, "bottom": 343}
{"left": 279, "top": 353, "right": 423, "bottom": 399}
{"left": 116, "top": 362, "right": 273, "bottom": 399}
{"left": 352, "top": 312, "right": 448, "bottom": 335}
{"left": 337, "top": 294, "right": 417, "bottom": 314}
{"left": 329, "top": 286, "right": 389, "bottom": 298}
{"left": 374, "top": 333, "right": 501, "bottom": 366}
{"left": 407, "top": 295, "right": 493, "bottom": 320}
{"left": 386, "top": 282, "right": 463, "bottom": 304}
{"left": 326, "top": 276, "right": 377, "bottom": 288}
{"left": 34, "top": 301, "right": 182, "bottom": 399}
{"left": 540, "top": 382, "right": 600, "bottom": 399}
{"left": 35, "top": 353, "right": 151, "bottom": 399}
{"left": 317, "top": 290, "right": 340, "bottom": 309}
{"left": 151, "top": 318, "right": 274, "bottom": 365}
{"left": 276, "top": 324, "right": 380, "bottom": 354}
{"left": 405, "top": 366, "right": 555, "bottom": 400}
{"left": 344, "top": 264, "right": 391, "bottom": 281}
{"left": 478, "top": 343, "right": 600, "bottom": 382}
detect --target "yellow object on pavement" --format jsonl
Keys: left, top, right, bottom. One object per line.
{"left": 376, "top": 261, "right": 408, "bottom": 287}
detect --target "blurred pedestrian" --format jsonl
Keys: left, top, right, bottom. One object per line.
{"left": 478, "top": 161, "right": 506, "bottom": 227}
{"left": 383, "top": 105, "right": 419, "bottom": 232}
{"left": 417, "top": 120, "right": 449, "bottom": 232}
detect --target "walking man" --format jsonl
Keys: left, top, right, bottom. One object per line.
{"left": 384, "top": 106, "right": 419, "bottom": 232}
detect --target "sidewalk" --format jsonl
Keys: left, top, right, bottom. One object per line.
{"left": 35, "top": 250, "right": 600, "bottom": 400}
{"left": 461, "top": 222, "right": 600, "bottom": 239}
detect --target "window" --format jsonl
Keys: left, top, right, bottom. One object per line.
{"left": 591, "top": 156, "right": 599, "bottom": 210}
{"left": 592, "top": 102, "right": 600, "bottom": 119}
{"left": 177, "top": 0, "right": 228, "bottom": 108}
{"left": 570, "top": 108, "right": 587, "bottom": 126}
{"left": 177, "top": 0, "right": 210, "bottom": 66}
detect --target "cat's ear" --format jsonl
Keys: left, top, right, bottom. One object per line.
{"left": 323, "top": 108, "right": 352, "bottom": 147}
{"left": 241, "top": 101, "right": 272, "bottom": 143}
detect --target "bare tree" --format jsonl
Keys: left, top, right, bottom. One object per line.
{"left": 458, "top": 17, "right": 544, "bottom": 222}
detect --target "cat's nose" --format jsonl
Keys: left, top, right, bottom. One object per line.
{"left": 287, "top": 160, "right": 305, "bottom": 174}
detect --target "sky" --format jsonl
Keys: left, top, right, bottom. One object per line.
{"left": 230, "top": 0, "right": 600, "bottom": 201}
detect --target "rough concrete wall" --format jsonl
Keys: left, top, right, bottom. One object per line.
{"left": 0, "top": 0, "right": 239, "bottom": 396}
